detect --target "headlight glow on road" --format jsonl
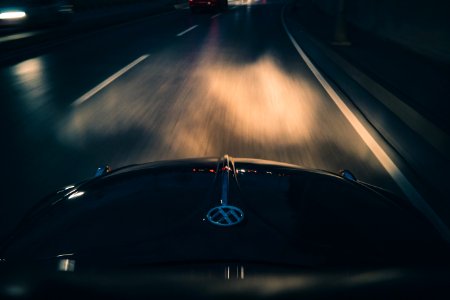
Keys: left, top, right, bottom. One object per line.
{"left": 12, "top": 58, "right": 50, "bottom": 111}
{"left": 0, "top": 11, "right": 26, "bottom": 20}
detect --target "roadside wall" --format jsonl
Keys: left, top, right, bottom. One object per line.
{"left": 311, "top": 0, "right": 450, "bottom": 64}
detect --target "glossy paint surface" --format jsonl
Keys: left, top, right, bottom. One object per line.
{"left": 2, "top": 157, "right": 446, "bottom": 268}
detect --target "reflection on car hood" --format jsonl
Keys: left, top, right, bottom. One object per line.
{"left": 1, "top": 155, "right": 448, "bottom": 268}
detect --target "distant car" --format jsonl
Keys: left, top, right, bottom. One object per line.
{"left": 1, "top": 155, "right": 450, "bottom": 299}
{"left": 0, "top": 0, "right": 73, "bottom": 28}
{"left": 189, "top": 0, "right": 228, "bottom": 12}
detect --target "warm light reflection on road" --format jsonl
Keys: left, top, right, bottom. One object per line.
{"left": 12, "top": 58, "right": 50, "bottom": 112}
{"left": 170, "top": 55, "right": 317, "bottom": 153}
{"left": 60, "top": 49, "right": 378, "bottom": 178}
{"left": 60, "top": 55, "right": 317, "bottom": 156}
{"left": 13, "top": 58, "right": 43, "bottom": 87}
{"left": 56, "top": 3, "right": 385, "bottom": 185}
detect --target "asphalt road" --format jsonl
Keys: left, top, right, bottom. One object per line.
{"left": 0, "top": 0, "right": 440, "bottom": 238}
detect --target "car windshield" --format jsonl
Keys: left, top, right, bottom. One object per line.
{"left": 1, "top": 0, "right": 449, "bottom": 262}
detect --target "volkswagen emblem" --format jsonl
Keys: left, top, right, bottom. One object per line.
{"left": 206, "top": 205, "right": 244, "bottom": 227}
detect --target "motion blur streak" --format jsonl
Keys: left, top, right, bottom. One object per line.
{"left": 0, "top": 11, "right": 26, "bottom": 20}
{"left": 347, "top": 270, "right": 401, "bottom": 284}
{"left": 60, "top": 53, "right": 379, "bottom": 174}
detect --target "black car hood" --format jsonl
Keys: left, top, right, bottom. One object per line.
{"left": 1, "top": 156, "right": 448, "bottom": 268}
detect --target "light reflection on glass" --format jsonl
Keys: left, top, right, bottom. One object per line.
{"left": 59, "top": 185, "right": 76, "bottom": 194}
{"left": 225, "top": 266, "right": 230, "bottom": 280}
{"left": 56, "top": 253, "right": 74, "bottom": 258}
{"left": 68, "top": 191, "right": 85, "bottom": 200}
{"left": 58, "top": 259, "right": 75, "bottom": 272}
{"left": 223, "top": 265, "right": 245, "bottom": 280}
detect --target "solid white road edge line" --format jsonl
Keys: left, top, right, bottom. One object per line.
{"left": 176, "top": 25, "right": 199, "bottom": 37}
{"left": 281, "top": 5, "right": 450, "bottom": 242}
{"left": 73, "top": 54, "right": 149, "bottom": 106}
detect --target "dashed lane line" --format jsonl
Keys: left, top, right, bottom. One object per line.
{"left": 72, "top": 54, "right": 149, "bottom": 106}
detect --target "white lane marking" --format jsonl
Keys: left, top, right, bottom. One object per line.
{"left": 211, "top": 13, "right": 222, "bottom": 19}
{"left": 0, "top": 31, "right": 40, "bottom": 43}
{"left": 230, "top": 6, "right": 238, "bottom": 9}
{"left": 281, "top": 6, "right": 450, "bottom": 242}
{"left": 174, "top": 3, "right": 189, "bottom": 9}
{"left": 176, "top": 25, "right": 199, "bottom": 37}
{"left": 73, "top": 54, "right": 149, "bottom": 106}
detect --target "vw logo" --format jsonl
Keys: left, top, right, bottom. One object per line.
{"left": 206, "top": 205, "right": 244, "bottom": 227}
